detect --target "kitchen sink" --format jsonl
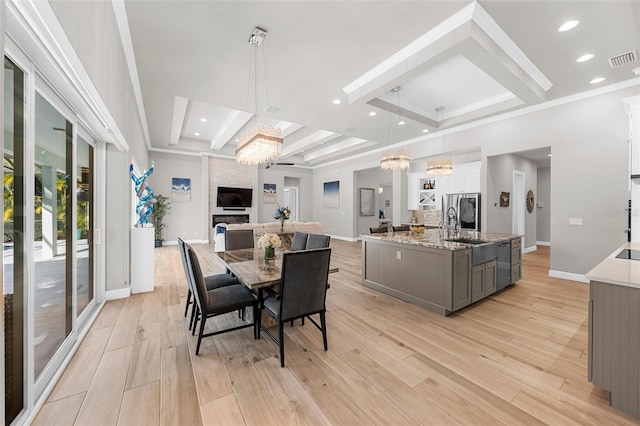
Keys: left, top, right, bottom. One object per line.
{"left": 447, "top": 238, "right": 497, "bottom": 264}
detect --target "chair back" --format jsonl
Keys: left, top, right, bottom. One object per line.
{"left": 290, "top": 231, "right": 309, "bottom": 251}
{"left": 369, "top": 226, "right": 388, "bottom": 234}
{"left": 184, "top": 243, "right": 208, "bottom": 310}
{"left": 392, "top": 225, "right": 410, "bottom": 232}
{"left": 279, "top": 248, "right": 331, "bottom": 321}
{"left": 306, "top": 233, "right": 330, "bottom": 249}
{"left": 177, "top": 238, "right": 193, "bottom": 292}
{"left": 225, "top": 229, "right": 255, "bottom": 250}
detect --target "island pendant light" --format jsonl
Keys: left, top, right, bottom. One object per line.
{"left": 380, "top": 86, "right": 410, "bottom": 171}
{"left": 426, "top": 134, "right": 452, "bottom": 176}
{"left": 235, "top": 27, "right": 283, "bottom": 166}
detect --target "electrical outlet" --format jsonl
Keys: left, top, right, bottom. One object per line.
{"left": 569, "top": 217, "right": 583, "bottom": 225}
{"left": 396, "top": 250, "right": 402, "bottom": 260}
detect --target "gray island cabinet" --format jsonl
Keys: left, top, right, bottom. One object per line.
{"left": 586, "top": 242, "right": 640, "bottom": 419}
{"left": 361, "top": 230, "right": 521, "bottom": 316}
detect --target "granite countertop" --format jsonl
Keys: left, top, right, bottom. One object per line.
{"left": 362, "top": 229, "right": 520, "bottom": 250}
{"left": 586, "top": 242, "right": 640, "bottom": 289}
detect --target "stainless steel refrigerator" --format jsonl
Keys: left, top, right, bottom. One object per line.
{"left": 442, "top": 193, "right": 481, "bottom": 231}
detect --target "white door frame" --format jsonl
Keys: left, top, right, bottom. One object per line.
{"left": 513, "top": 170, "right": 525, "bottom": 248}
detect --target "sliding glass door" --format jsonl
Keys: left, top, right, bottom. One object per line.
{"left": 33, "top": 92, "right": 74, "bottom": 380}
{"left": 4, "top": 55, "right": 26, "bottom": 426}
{"left": 3, "top": 50, "right": 100, "bottom": 423}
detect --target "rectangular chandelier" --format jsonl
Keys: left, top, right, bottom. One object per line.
{"left": 235, "top": 125, "right": 283, "bottom": 166}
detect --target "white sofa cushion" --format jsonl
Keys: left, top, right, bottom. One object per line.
{"left": 214, "top": 221, "right": 325, "bottom": 252}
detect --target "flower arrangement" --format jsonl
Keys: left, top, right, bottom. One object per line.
{"left": 274, "top": 206, "right": 291, "bottom": 232}
{"left": 256, "top": 233, "right": 282, "bottom": 249}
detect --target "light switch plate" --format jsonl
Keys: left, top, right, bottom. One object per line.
{"left": 569, "top": 217, "right": 583, "bottom": 225}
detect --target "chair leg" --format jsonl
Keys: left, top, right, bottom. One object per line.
{"left": 184, "top": 289, "right": 192, "bottom": 317}
{"left": 191, "top": 306, "right": 200, "bottom": 335}
{"left": 320, "top": 311, "right": 328, "bottom": 351}
{"left": 196, "top": 316, "right": 207, "bottom": 355}
{"left": 279, "top": 320, "right": 285, "bottom": 367}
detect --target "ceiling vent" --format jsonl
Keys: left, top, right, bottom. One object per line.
{"left": 608, "top": 50, "right": 638, "bottom": 68}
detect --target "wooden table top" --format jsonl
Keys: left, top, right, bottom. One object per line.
{"left": 214, "top": 247, "right": 338, "bottom": 290}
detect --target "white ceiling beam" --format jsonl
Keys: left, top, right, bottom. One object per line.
{"left": 304, "top": 137, "right": 374, "bottom": 162}
{"left": 169, "top": 96, "right": 188, "bottom": 145}
{"left": 280, "top": 129, "right": 340, "bottom": 158}
{"left": 209, "top": 110, "right": 253, "bottom": 150}
{"left": 275, "top": 121, "right": 304, "bottom": 138}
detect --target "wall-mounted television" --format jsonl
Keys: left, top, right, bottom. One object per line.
{"left": 216, "top": 186, "right": 253, "bottom": 208}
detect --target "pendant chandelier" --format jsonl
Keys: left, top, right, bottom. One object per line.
{"left": 235, "top": 27, "right": 283, "bottom": 166}
{"left": 426, "top": 134, "right": 452, "bottom": 176}
{"left": 380, "top": 86, "right": 410, "bottom": 171}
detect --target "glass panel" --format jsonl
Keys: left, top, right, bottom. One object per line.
{"left": 33, "top": 93, "right": 72, "bottom": 379}
{"left": 76, "top": 136, "right": 93, "bottom": 315}
{"left": 4, "top": 56, "right": 26, "bottom": 426}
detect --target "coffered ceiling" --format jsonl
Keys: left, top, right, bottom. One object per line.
{"left": 122, "top": 0, "right": 640, "bottom": 168}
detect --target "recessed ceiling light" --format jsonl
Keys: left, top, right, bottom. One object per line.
{"left": 369, "top": 111, "right": 377, "bottom": 116}
{"left": 398, "top": 120, "right": 405, "bottom": 125}
{"left": 558, "top": 20, "right": 579, "bottom": 32}
{"left": 422, "top": 129, "right": 429, "bottom": 133}
{"left": 332, "top": 99, "right": 341, "bottom": 105}
{"left": 576, "top": 54, "right": 594, "bottom": 62}
{"left": 590, "top": 77, "right": 605, "bottom": 84}
{"left": 200, "top": 118, "right": 207, "bottom": 122}
{"left": 194, "top": 132, "right": 200, "bottom": 136}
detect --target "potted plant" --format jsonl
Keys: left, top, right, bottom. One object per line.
{"left": 151, "top": 194, "right": 171, "bottom": 247}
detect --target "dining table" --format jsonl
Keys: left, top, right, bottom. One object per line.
{"left": 213, "top": 247, "right": 339, "bottom": 292}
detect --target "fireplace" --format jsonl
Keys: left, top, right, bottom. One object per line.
{"left": 212, "top": 214, "right": 250, "bottom": 228}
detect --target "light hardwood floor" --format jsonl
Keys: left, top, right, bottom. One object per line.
{"left": 33, "top": 242, "right": 639, "bottom": 425}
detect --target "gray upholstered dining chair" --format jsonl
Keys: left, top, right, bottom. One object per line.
{"left": 224, "top": 229, "right": 255, "bottom": 250}
{"left": 290, "top": 231, "right": 309, "bottom": 251}
{"left": 259, "top": 247, "right": 331, "bottom": 367}
{"left": 392, "top": 225, "right": 410, "bottom": 232}
{"left": 185, "top": 244, "right": 259, "bottom": 355}
{"left": 178, "top": 239, "right": 241, "bottom": 331}
{"left": 369, "top": 226, "right": 388, "bottom": 234}
{"left": 306, "top": 233, "right": 330, "bottom": 249}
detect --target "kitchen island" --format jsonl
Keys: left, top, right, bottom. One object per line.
{"left": 586, "top": 242, "right": 640, "bottom": 419}
{"left": 361, "top": 229, "right": 521, "bottom": 315}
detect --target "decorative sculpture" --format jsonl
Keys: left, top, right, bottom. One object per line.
{"left": 130, "top": 162, "right": 157, "bottom": 226}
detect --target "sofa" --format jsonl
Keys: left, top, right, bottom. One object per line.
{"left": 214, "top": 221, "right": 325, "bottom": 252}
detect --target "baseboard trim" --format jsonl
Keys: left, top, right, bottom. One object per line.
{"left": 330, "top": 234, "right": 359, "bottom": 243}
{"left": 536, "top": 241, "right": 551, "bottom": 246}
{"left": 549, "top": 269, "right": 589, "bottom": 283}
{"left": 106, "top": 287, "right": 131, "bottom": 300}
{"left": 523, "top": 246, "right": 537, "bottom": 254}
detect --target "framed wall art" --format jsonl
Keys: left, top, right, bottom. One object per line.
{"left": 323, "top": 180, "right": 340, "bottom": 208}
{"left": 171, "top": 177, "right": 191, "bottom": 202}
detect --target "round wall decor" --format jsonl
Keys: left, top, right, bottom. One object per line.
{"left": 526, "top": 189, "right": 535, "bottom": 213}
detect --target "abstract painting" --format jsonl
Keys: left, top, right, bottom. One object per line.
{"left": 172, "top": 177, "right": 191, "bottom": 202}
{"left": 323, "top": 180, "right": 340, "bottom": 208}
{"left": 263, "top": 183, "right": 276, "bottom": 203}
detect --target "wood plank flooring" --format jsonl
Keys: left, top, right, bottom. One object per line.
{"left": 33, "top": 242, "right": 640, "bottom": 425}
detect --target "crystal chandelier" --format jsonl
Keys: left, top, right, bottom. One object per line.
{"left": 380, "top": 86, "right": 410, "bottom": 171}
{"left": 381, "top": 152, "right": 410, "bottom": 170}
{"left": 426, "top": 157, "right": 453, "bottom": 176}
{"left": 235, "top": 27, "right": 283, "bottom": 166}
{"left": 426, "top": 134, "right": 452, "bottom": 176}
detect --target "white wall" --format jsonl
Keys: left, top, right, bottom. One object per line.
{"left": 257, "top": 166, "right": 314, "bottom": 223}
{"left": 537, "top": 167, "right": 551, "bottom": 244}
{"left": 150, "top": 151, "right": 205, "bottom": 243}
{"left": 486, "top": 154, "right": 537, "bottom": 250}
{"left": 355, "top": 167, "right": 393, "bottom": 236}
